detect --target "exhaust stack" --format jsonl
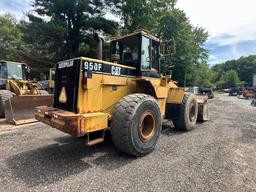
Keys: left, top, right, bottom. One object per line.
{"left": 94, "top": 33, "right": 103, "bottom": 60}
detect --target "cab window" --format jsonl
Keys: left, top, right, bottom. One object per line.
{"left": 141, "top": 36, "right": 151, "bottom": 70}
{"left": 111, "top": 36, "right": 140, "bottom": 68}
{"left": 6, "top": 62, "right": 24, "bottom": 80}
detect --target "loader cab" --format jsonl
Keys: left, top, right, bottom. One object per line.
{"left": 111, "top": 30, "right": 172, "bottom": 78}
{"left": 0, "top": 61, "right": 27, "bottom": 80}
{"left": 0, "top": 60, "right": 28, "bottom": 89}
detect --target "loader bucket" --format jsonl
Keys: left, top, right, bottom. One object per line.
{"left": 5, "top": 95, "right": 53, "bottom": 125}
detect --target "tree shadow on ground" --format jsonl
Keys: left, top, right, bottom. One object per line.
{"left": 161, "top": 120, "right": 187, "bottom": 136}
{"left": 6, "top": 132, "right": 135, "bottom": 187}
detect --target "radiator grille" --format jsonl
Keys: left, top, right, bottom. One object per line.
{"left": 53, "top": 59, "right": 80, "bottom": 113}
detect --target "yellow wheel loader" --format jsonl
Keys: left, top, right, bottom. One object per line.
{"left": 0, "top": 60, "right": 53, "bottom": 125}
{"left": 36, "top": 29, "right": 208, "bottom": 156}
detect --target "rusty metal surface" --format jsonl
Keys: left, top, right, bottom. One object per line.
{"left": 36, "top": 106, "right": 109, "bottom": 138}
{"left": 5, "top": 95, "right": 53, "bottom": 125}
{"left": 35, "top": 106, "right": 81, "bottom": 137}
{"left": 196, "top": 95, "right": 208, "bottom": 104}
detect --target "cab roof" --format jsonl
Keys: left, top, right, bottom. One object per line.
{"left": 111, "top": 29, "right": 163, "bottom": 43}
{"left": 0, "top": 60, "right": 27, "bottom": 65}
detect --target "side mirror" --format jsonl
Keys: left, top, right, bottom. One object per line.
{"left": 25, "top": 66, "right": 31, "bottom": 74}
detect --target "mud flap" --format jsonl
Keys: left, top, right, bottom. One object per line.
{"left": 5, "top": 95, "right": 53, "bottom": 125}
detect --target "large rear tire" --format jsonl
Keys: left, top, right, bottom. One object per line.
{"left": 111, "top": 94, "right": 162, "bottom": 156}
{"left": 172, "top": 93, "right": 198, "bottom": 131}
{"left": 0, "top": 90, "right": 13, "bottom": 117}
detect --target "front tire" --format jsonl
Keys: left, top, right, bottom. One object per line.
{"left": 0, "top": 90, "right": 13, "bottom": 117}
{"left": 111, "top": 94, "right": 162, "bottom": 156}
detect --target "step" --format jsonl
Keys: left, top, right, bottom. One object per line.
{"left": 87, "top": 138, "right": 104, "bottom": 146}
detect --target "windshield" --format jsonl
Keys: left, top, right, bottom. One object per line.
{"left": 7, "top": 62, "right": 25, "bottom": 80}
{"left": 0, "top": 62, "right": 26, "bottom": 80}
{"left": 111, "top": 35, "right": 140, "bottom": 67}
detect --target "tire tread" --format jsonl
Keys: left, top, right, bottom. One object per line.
{"left": 0, "top": 90, "right": 13, "bottom": 117}
{"left": 111, "top": 94, "right": 160, "bottom": 156}
{"left": 172, "top": 93, "right": 198, "bottom": 131}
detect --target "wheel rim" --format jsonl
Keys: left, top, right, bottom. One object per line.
{"left": 138, "top": 111, "right": 156, "bottom": 142}
{"left": 189, "top": 103, "right": 196, "bottom": 122}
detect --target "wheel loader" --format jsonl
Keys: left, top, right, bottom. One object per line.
{"left": 0, "top": 60, "right": 53, "bottom": 125}
{"left": 36, "top": 29, "right": 209, "bottom": 156}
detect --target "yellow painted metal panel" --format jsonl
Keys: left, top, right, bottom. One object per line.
{"left": 157, "top": 98, "right": 166, "bottom": 117}
{"left": 77, "top": 62, "right": 137, "bottom": 116}
{"left": 101, "top": 75, "right": 136, "bottom": 114}
{"left": 167, "top": 88, "right": 185, "bottom": 104}
{"left": 80, "top": 112, "right": 108, "bottom": 133}
{"left": 155, "top": 86, "right": 168, "bottom": 98}
{"left": 168, "top": 81, "right": 178, "bottom": 88}
{"left": 102, "top": 84, "right": 128, "bottom": 112}
{"left": 102, "top": 76, "right": 128, "bottom": 86}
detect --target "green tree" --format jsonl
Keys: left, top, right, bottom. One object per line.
{"left": 211, "top": 55, "right": 256, "bottom": 86}
{"left": 196, "top": 62, "right": 214, "bottom": 88}
{"left": 216, "top": 70, "right": 242, "bottom": 89}
{"left": 113, "top": 0, "right": 177, "bottom": 33}
{"left": 16, "top": 0, "right": 121, "bottom": 79}
{"left": 1, "top": 0, "right": 210, "bottom": 83}
{"left": 0, "top": 14, "right": 28, "bottom": 60}
{"left": 24, "top": 0, "right": 118, "bottom": 60}
{"left": 158, "top": 10, "right": 209, "bottom": 86}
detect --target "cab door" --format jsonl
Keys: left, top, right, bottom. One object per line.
{"left": 140, "top": 36, "right": 160, "bottom": 78}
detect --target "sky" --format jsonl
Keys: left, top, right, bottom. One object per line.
{"left": 1, "top": 0, "right": 256, "bottom": 65}
{"left": 177, "top": 0, "right": 256, "bottom": 65}
{"left": 0, "top": 0, "right": 31, "bottom": 20}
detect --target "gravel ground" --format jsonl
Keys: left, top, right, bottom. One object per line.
{"left": 0, "top": 94, "right": 255, "bottom": 192}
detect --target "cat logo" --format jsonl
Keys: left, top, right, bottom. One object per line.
{"left": 111, "top": 66, "right": 121, "bottom": 76}
{"left": 59, "top": 87, "right": 67, "bottom": 103}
